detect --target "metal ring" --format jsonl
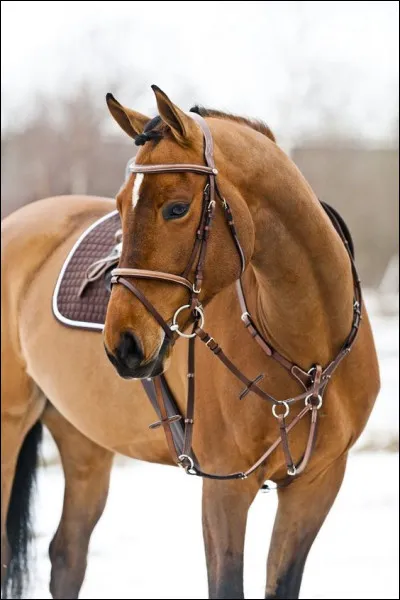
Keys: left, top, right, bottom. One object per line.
{"left": 304, "top": 394, "right": 323, "bottom": 409}
{"left": 178, "top": 454, "right": 194, "bottom": 472}
{"left": 172, "top": 305, "right": 204, "bottom": 338}
{"left": 272, "top": 402, "right": 290, "bottom": 419}
{"left": 287, "top": 465, "right": 297, "bottom": 476}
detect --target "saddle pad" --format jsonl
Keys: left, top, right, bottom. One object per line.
{"left": 53, "top": 210, "right": 120, "bottom": 331}
{"left": 52, "top": 209, "right": 187, "bottom": 446}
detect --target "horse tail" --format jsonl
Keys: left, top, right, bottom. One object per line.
{"left": 2, "top": 421, "right": 43, "bottom": 600}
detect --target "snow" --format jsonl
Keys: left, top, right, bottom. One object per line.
{"left": 354, "top": 294, "right": 398, "bottom": 450}
{"left": 31, "top": 453, "right": 398, "bottom": 599}
{"left": 28, "top": 295, "right": 399, "bottom": 599}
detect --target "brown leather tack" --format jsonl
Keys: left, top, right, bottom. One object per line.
{"left": 110, "top": 111, "right": 363, "bottom": 486}
{"left": 54, "top": 111, "right": 362, "bottom": 488}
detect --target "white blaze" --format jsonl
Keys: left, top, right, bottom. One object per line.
{"left": 132, "top": 173, "right": 144, "bottom": 208}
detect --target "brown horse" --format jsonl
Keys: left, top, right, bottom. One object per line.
{"left": 1, "top": 86, "right": 379, "bottom": 600}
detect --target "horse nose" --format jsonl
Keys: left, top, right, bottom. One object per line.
{"left": 114, "top": 331, "right": 144, "bottom": 371}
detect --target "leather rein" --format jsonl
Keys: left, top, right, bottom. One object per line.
{"left": 111, "top": 112, "right": 362, "bottom": 485}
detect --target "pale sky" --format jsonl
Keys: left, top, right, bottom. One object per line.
{"left": 1, "top": 1, "right": 399, "bottom": 141}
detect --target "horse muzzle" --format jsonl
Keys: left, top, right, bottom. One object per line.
{"left": 104, "top": 330, "right": 170, "bottom": 380}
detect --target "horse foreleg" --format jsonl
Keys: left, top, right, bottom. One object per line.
{"left": 265, "top": 455, "right": 347, "bottom": 599}
{"left": 42, "top": 404, "right": 114, "bottom": 600}
{"left": 202, "top": 478, "right": 259, "bottom": 599}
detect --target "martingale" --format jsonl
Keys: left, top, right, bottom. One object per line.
{"left": 111, "top": 111, "right": 362, "bottom": 485}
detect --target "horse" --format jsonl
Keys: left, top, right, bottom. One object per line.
{"left": 1, "top": 85, "right": 380, "bottom": 600}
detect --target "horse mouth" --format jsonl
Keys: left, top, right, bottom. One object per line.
{"left": 146, "top": 335, "right": 172, "bottom": 378}
{"left": 105, "top": 335, "right": 172, "bottom": 381}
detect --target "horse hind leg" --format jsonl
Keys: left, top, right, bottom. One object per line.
{"left": 42, "top": 403, "right": 114, "bottom": 600}
{"left": 1, "top": 363, "right": 46, "bottom": 599}
{"left": 265, "top": 455, "right": 347, "bottom": 599}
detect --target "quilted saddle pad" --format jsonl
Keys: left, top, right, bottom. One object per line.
{"left": 53, "top": 210, "right": 121, "bottom": 331}
{"left": 52, "top": 208, "right": 186, "bottom": 448}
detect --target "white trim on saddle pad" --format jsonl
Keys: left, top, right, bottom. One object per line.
{"left": 52, "top": 210, "right": 119, "bottom": 331}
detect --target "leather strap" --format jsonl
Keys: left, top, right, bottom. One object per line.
{"left": 110, "top": 111, "right": 362, "bottom": 487}
{"left": 290, "top": 406, "right": 319, "bottom": 476}
{"left": 141, "top": 376, "right": 185, "bottom": 452}
{"left": 129, "top": 163, "right": 217, "bottom": 176}
{"left": 236, "top": 279, "right": 311, "bottom": 388}
{"left": 188, "top": 111, "right": 216, "bottom": 169}
{"left": 189, "top": 404, "right": 313, "bottom": 481}
{"left": 182, "top": 330, "right": 196, "bottom": 456}
{"left": 153, "top": 376, "right": 180, "bottom": 462}
{"left": 111, "top": 275, "right": 175, "bottom": 340}
{"left": 112, "top": 268, "right": 193, "bottom": 292}
{"left": 278, "top": 415, "right": 296, "bottom": 474}
{"left": 194, "top": 326, "right": 325, "bottom": 406}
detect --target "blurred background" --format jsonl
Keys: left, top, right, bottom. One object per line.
{"left": 1, "top": 2, "right": 399, "bottom": 598}
{"left": 2, "top": 1, "right": 399, "bottom": 291}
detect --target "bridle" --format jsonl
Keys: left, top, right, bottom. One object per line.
{"left": 111, "top": 112, "right": 362, "bottom": 485}
{"left": 111, "top": 112, "right": 243, "bottom": 342}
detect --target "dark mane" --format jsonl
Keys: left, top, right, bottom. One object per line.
{"left": 135, "top": 106, "right": 276, "bottom": 146}
{"left": 190, "top": 106, "right": 276, "bottom": 142}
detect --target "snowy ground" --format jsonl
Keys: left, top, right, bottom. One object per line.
{"left": 354, "top": 297, "right": 398, "bottom": 450}
{"left": 32, "top": 452, "right": 398, "bottom": 600}
{"left": 30, "top": 293, "right": 398, "bottom": 599}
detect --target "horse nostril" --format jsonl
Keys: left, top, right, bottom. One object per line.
{"left": 116, "top": 331, "right": 144, "bottom": 369}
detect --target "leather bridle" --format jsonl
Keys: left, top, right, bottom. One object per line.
{"left": 110, "top": 112, "right": 362, "bottom": 485}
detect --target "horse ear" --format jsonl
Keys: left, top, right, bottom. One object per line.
{"left": 151, "top": 85, "right": 195, "bottom": 144}
{"left": 106, "top": 93, "right": 149, "bottom": 139}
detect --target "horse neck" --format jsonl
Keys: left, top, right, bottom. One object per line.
{"left": 236, "top": 141, "right": 354, "bottom": 368}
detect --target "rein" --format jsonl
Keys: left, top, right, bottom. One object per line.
{"left": 111, "top": 112, "right": 362, "bottom": 486}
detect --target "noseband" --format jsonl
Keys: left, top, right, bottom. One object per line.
{"left": 111, "top": 112, "right": 362, "bottom": 485}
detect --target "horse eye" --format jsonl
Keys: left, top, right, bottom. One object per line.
{"left": 163, "top": 202, "right": 190, "bottom": 220}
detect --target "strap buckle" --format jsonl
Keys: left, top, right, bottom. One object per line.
{"left": 192, "top": 283, "right": 202, "bottom": 294}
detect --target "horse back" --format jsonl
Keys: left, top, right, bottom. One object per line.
{"left": 1, "top": 196, "right": 114, "bottom": 348}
